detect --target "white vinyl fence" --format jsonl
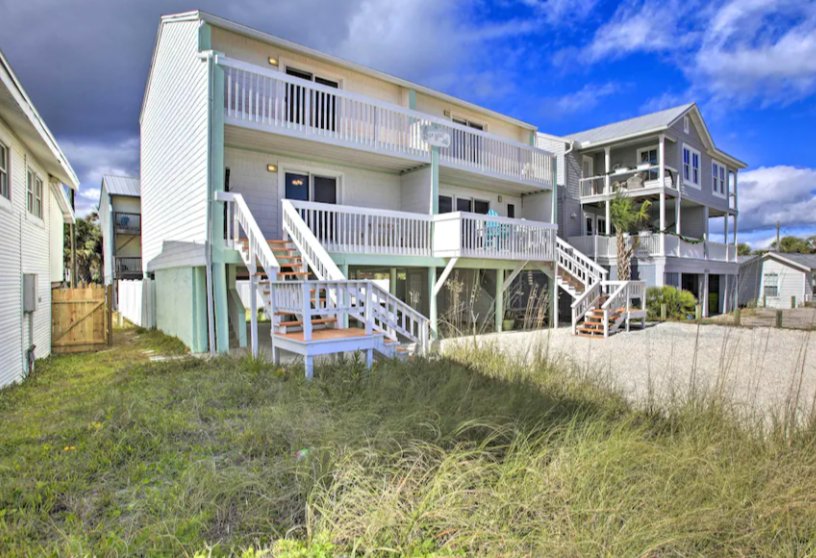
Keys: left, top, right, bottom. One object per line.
{"left": 117, "top": 279, "right": 156, "bottom": 328}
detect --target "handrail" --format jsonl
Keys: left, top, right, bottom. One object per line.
{"left": 281, "top": 201, "right": 430, "bottom": 353}
{"left": 216, "top": 192, "right": 280, "bottom": 279}
{"left": 281, "top": 200, "right": 345, "bottom": 281}
{"left": 217, "top": 54, "right": 555, "bottom": 186}
{"left": 570, "top": 281, "right": 602, "bottom": 333}
{"left": 556, "top": 236, "right": 607, "bottom": 285}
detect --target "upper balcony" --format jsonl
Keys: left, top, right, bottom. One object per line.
{"left": 579, "top": 164, "right": 679, "bottom": 202}
{"left": 113, "top": 212, "right": 141, "bottom": 235}
{"left": 216, "top": 56, "right": 554, "bottom": 191}
{"left": 567, "top": 233, "right": 737, "bottom": 263}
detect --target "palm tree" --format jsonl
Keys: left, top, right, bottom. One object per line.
{"left": 609, "top": 194, "right": 651, "bottom": 281}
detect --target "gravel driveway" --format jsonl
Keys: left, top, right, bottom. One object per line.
{"left": 441, "top": 322, "right": 816, "bottom": 422}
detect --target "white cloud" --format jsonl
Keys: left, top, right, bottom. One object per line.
{"left": 581, "top": 0, "right": 699, "bottom": 62}
{"left": 694, "top": 0, "right": 816, "bottom": 106}
{"left": 737, "top": 165, "right": 816, "bottom": 231}
{"left": 550, "top": 82, "right": 624, "bottom": 115}
{"left": 59, "top": 135, "right": 140, "bottom": 216}
{"left": 519, "top": 0, "right": 600, "bottom": 25}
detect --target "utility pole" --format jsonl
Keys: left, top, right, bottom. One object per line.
{"left": 775, "top": 221, "right": 781, "bottom": 252}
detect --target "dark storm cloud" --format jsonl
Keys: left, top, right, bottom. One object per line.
{"left": 0, "top": 0, "right": 544, "bottom": 212}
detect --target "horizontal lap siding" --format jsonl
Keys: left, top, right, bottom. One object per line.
{"left": 760, "top": 259, "right": 806, "bottom": 309}
{"left": 0, "top": 117, "right": 54, "bottom": 387}
{"left": 141, "top": 20, "right": 210, "bottom": 266}
{"left": 225, "top": 147, "right": 402, "bottom": 240}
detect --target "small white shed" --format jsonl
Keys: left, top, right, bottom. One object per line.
{"left": 739, "top": 252, "right": 816, "bottom": 309}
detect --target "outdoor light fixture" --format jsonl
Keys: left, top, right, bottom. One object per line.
{"left": 498, "top": 195, "right": 503, "bottom": 202}
{"left": 268, "top": 56, "right": 278, "bottom": 66}
{"left": 267, "top": 164, "right": 278, "bottom": 173}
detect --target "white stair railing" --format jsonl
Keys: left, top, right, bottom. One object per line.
{"left": 556, "top": 237, "right": 607, "bottom": 289}
{"left": 282, "top": 200, "right": 431, "bottom": 354}
{"left": 571, "top": 281, "right": 602, "bottom": 333}
{"left": 218, "top": 192, "right": 281, "bottom": 279}
{"left": 282, "top": 199, "right": 345, "bottom": 281}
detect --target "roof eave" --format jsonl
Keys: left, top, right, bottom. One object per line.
{"left": 196, "top": 11, "right": 538, "bottom": 132}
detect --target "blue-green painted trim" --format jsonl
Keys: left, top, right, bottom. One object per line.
{"left": 428, "top": 266, "right": 438, "bottom": 340}
{"left": 407, "top": 89, "right": 417, "bottom": 110}
{"left": 331, "top": 253, "right": 446, "bottom": 268}
{"left": 529, "top": 130, "right": 536, "bottom": 146}
{"left": 198, "top": 22, "right": 212, "bottom": 50}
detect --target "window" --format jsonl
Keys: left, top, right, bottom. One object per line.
{"left": 597, "top": 217, "right": 606, "bottom": 234}
{"left": 450, "top": 116, "right": 485, "bottom": 164}
{"left": 0, "top": 141, "right": 8, "bottom": 200}
{"left": 473, "top": 199, "right": 490, "bottom": 214}
{"left": 683, "top": 115, "right": 690, "bottom": 134}
{"left": 581, "top": 155, "right": 594, "bottom": 178}
{"left": 454, "top": 197, "right": 489, "bottom": 214}
{"left": 456, "top": 197, "right": 472, "bottom": 212}
{"left": 26, "top": 169, "right": 43, "bottom": 218}
{"left": 763, "top": 273, "right": 779, "bottom": 298}
{"left": 284, "top": 171, "right": 338, "bottom": 203}
{"left": 712, "top": 161, "right": 727, "bottom": 197}
{"left": 284, "top": 66, "right": 339, "bottom": 131}
{"left": 585, "top": 216, "right": 594, "bottom": 235}
{"left": 507, "top": 203, "right": 515, "bottom": 218}
{"left": 637, "top": 146, "right": 659, "bottom": 180}
{"left": 682, "top": 145, "right": 700, "bottom": 188}
{"left": 438, "top": 195, "right": 453, "bottom": 213}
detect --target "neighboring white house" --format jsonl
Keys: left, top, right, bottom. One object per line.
{"left": 98, "top": 175, "right": 141, "bottom": 285}
{"left": 0, "top": 49, "right": 79, "bottom": 388}
{"left": 739, "top": 252, "right": 816, "bottom": 309}
{"left": 538, "top": 104, "right": 746, "bottom": 317}
{"left": 139, "top": 10, "right": 634, "bottom": 369}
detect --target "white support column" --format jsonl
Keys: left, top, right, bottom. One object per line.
{"left": 724, "top": 213, "right": 729, "bottom": 244}
{"left": 733, "top": 170, "right": 739, "bottom": 247}
{"left": 702, "top": 272, "right": 709, "bottom": 318}
{"left": 659, "top": 134, "right": 666, "bottom": 236}
{"left": 604, "top": 146, "right": 612, "bottom": 235}
{"left": 675, "top": 198, "right": 681, "bottom": 235}
{"left": 703, "top": 206, "right": 709, "bottom": 241}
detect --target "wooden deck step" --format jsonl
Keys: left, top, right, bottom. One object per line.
{"left": 277, "top": 271, "right": 310, "bottom": 278}
{"left": 278, "top": 317, "right": 337, "bottom": 327}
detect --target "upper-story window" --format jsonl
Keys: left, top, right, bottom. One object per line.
{"left": 712, "top": 161, "right": 727, "bottom": 198}
{"left": 0, "top": 141, "right": 9, "bottom": 200}
{"left": 637, "top": 146, "right": 659, "bottom": 180}
{"left": 682, "top": 145, "right": 700, "bottom": 188}
{"left": 450, "top": 116, "right": 485, "bottom": 164}
{"left": 26, "top": 168, "right": 43, "bottom": 218}
{"left": 285, "top": 66, "right": 340, "bottom": 131}
{"left": 683, "top": 115, "right": 690, "bottom": 134}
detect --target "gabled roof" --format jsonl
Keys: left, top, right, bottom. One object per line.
{"left": 769, "top": 252, "right": 816, "bottom": 271}
{"left": 102, "top": 175, "right": 140, "bottom": 197}
{"left": 566, "top": 103, "right": 746, "bottom": 169}
{"left": 568, "top": 103, "right": 693, "bottom": 146}
{"left": 0, "top": 49, "right": 79, "bottom": 189}
{"left": 142, "top": 11, "right": 538, "bottom": 133}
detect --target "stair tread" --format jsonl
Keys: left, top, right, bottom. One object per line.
{"left": 279, "top": 317, "right": 338, "bottom": 327}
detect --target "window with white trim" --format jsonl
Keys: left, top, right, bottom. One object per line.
{"left": 683, "top": 115, "right": 690, "bottom": 134}
{"left": 0, "top": 141, "right": 8, "bottom": 200}
{"left": 763, "top": 273, "right": 779, "bottom": 298}
{"left": 712, "top": 161, "right": 727, "bottom": 197}
{"left": 27, "top": 168, "right": 43, "bottom": 218}
{"left": 682, "top": 145, "right": 700, "bottom": 187}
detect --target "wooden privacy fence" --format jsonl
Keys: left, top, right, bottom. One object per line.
{"left": 51, "top": 285, "right": 112, "bottom": 353}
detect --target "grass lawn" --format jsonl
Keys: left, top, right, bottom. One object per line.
{"left": 1, "top": 326, "right": 815, "bottom": 556}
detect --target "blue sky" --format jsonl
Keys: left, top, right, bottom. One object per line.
{"left": 1, "top": 0, "right": 814, "bottom": 248}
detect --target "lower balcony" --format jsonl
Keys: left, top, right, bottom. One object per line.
{"left": 114, "top": 256, "right": 143, "bottom": 279}
{"left": 287, "top": 200, "right": 557, "bottom": 262}
{"left": 567, "top": 233, "right": 737, "bottom": 263}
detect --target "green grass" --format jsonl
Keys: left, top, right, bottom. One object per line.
{"left": 1, "top": 327, "right": 815, "bottom": 556}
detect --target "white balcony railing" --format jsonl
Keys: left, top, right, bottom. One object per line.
{"left": 218, "top": 56, "right": 554, "bottom": 186}
{"left": 579, "top": 165, "right": 678, "bottom": 197}
{"left": 567, "top": 233, "right": 737, "bottom": 262}
{"left": 286, "top": 200, "right": 557, "bottom": 261}
{"left": 433, "top": 211, "right": 558, "bottom": 260}
{"left": 287, "top": 200, "right": 432, "bottom": 257}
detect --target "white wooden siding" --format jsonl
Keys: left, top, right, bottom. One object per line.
{"left": 48, "top": 186, "right": 66, "bottom": 282}
{"left": 225, "top": 147, "right": 402, "bottom": 240}
{"left": 140, "top": 19, "right": 210, "bottom": 267}
{"left": 758, "top": 258, "right": 807, "bottom": 309}
{"left": 0, "top": 116, "right": 54, "bottom": 388}
{"left": 99, "top": 186, "right": 113, "bottom": 284}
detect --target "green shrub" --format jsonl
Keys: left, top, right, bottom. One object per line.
{"left": 646, "top": 286, "right": 697, "bottom": 320}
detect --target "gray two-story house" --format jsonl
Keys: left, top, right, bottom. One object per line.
{"left": 539, "top": 103, "right": 746, "bottom": 316}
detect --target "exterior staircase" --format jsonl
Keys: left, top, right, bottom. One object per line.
{"left": 554, "top": 237, "right": 646, "bottom": 337}
{"left": 219, "top": 192, "right": 431, "bottom": 372}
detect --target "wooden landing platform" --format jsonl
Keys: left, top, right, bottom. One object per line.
{"left": 275, "top": 327, "right": 371, "bottom": 342}
{"left": 271, "top": 327, "right": 385, "bottom": 379}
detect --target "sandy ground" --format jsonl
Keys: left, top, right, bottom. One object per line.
{"left": 440, "top": 322, "right": 816, "bottom": 421}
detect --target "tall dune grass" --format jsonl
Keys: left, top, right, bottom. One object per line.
{"left": 0, "top": 328, "right": 814, "bottom": 556}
